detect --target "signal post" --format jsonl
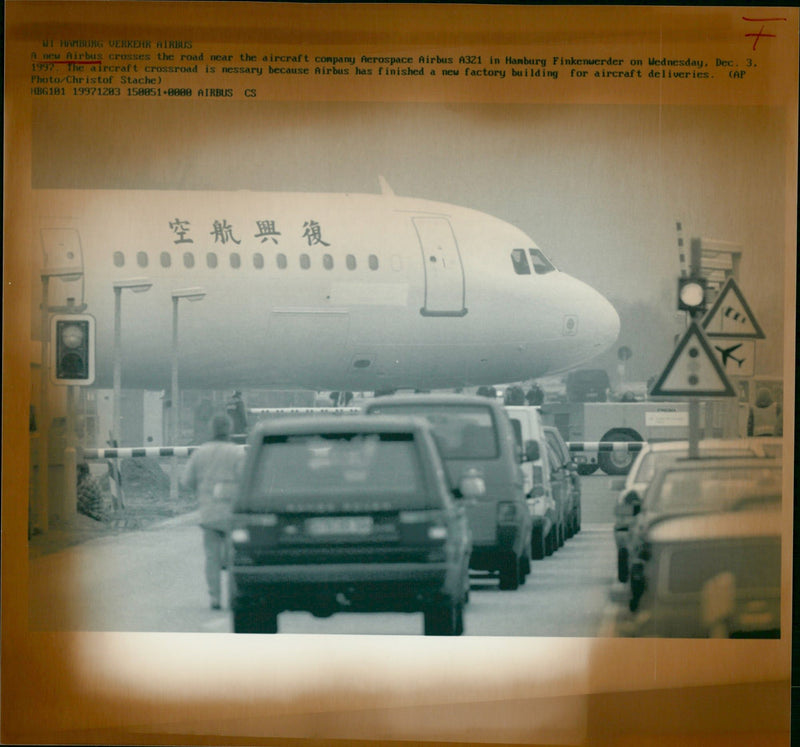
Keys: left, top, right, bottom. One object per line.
{"left": 650, "top": 238, "right": 736, "bottom": 456}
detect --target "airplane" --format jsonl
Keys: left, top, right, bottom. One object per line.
{"left": 714, "top": 342, "right": 745, "bottom": 368}
{"left": 34, "top": 179, "right": 620, "bottom": 392}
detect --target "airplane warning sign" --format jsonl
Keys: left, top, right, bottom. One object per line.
{"left": 702, "top": 277, "right": 766, "bottom": 339}
{"left": 650, "top": 321, "right": 736, "bottom": 398}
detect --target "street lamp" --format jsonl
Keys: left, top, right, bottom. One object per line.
{"left": 170, "top": 287, "right": 206, "bottom": 499}
{"left": 112, "top": 278, "right": 153, "bottom": 453}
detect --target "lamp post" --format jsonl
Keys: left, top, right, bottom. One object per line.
{"left": 112, "top": 278, "right": 152, "bottom": 469}
{"left": 170, "top": 287, "right": 206, "bottom": 499}
{"left": 37, "top": 268, "right": 83, "bottom": 533}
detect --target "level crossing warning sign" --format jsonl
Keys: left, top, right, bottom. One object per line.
{"left": 650, "top": 321, "right": 736, "bottom": 397}
{"left": 701, "top": 277, "right": 765, "bottom": 339}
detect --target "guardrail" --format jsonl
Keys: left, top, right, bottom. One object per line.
{"left": 82, "top": 446, "right": 199, "bottom": 459}
{"left": 82, "top": 441, "right": 644, "bottom": 460}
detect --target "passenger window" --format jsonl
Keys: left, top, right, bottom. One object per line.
{"left": 183, "top": 252, "right": 195, "bottom": 268}
{"left": 253, "top": 252, "right": 264, "bottom": 269}
{"left": 276, "top": 253, "right": 287, "bottom": 269}
{"left": 113, "top": 251, "right": 125, "bottom": 267}
{"left": 511, "top": 249, "right": 531, "bottom": 275}
{"left": 323, "top": 254, "right": 334, "bottom": 270}
{"left": 346, "top": 254, "right": 356, "bottom": 270}
{"left": 300, "top": 253, "right": 311, "bottom": 269}
{"left": 207, "top": 252, "right": 218, "bottom": 269}
{"left": 529, "top": 248, "right": 556, "bottom": 275}
{"left": 136, "top": 251, "right": 148, "bottom": 268}
{"left": 160, "top": 252, "right": 171, "bottom": 268}
{"left": 368, "top": 254, "right": 379, "bottom": 270}
{"left": 230, "top": 252, "right": 241, "bottom": 269}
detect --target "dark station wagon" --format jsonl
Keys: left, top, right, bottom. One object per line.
{"left": 228, "top": 415, "right": 473, "bottom": 635}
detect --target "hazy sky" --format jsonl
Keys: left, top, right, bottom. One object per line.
{"left": 33, "top": 100, "right": 788, "bottom": 376}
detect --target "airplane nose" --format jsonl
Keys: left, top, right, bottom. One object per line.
{"left": 591, "top": 290, "right": 621, "bottom": 354}
{"left": 568, "top": 277, "right": 620, "bottom": 358}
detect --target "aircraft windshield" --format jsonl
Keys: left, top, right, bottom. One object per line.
{"left": 510, "top": 248, "right": 556, "bottom": 275}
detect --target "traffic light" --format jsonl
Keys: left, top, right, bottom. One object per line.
{"left": 50, "top": 314, "right": 95, "bottom": 385}
{"left": 677, "top": 275, "right": 707, "bottom": 316}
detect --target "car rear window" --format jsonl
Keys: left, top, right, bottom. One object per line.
{"left": 367, "top": 404, "right": 498, "bottom": 459}
{"left": 637, "top": 449, "right": 762, "bottom": 484}
{"left": 241, "top": 432, "right": 433, "bottom": 510}
{"left": 652, "top": 466, "right": 781, "bottom": 514}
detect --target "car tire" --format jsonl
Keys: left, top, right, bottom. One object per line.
{"left": 617, "top": 547, "right": 629, "bottom": 583}
{"left": 424, "top": 601, "right": 463, "bottom": 635}
{"left": 576, "top": 463, "right": 600, "bottom": 476}
{"left": 498, "top": 553, "right": 520, "bottom": 590}
{"left": 518, "top": 554, "right": 528, "bottom": 585}
{"left": 531, "top": 525, "right": 546, "bottom": 560}
{"left": 233, "top": 605, "right": 279, "bottom": 634}
{"left": 598, "top": 429, "right": 641, "bottom": 476}
{"left": 565, "top": 512, "right": 575, "bottom": 540}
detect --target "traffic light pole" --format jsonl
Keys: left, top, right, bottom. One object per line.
{"left": 37, "top": 276, "right": 51, "bottom": 533}
{"left": 688, "top": 238, "right": 702, "bottom": 459}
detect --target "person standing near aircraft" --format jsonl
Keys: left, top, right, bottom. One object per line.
{"left": 181, "top": 414, "right": 244, "bottom": 609}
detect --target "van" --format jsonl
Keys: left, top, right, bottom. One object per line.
{"left": 364, "top": 394, "right": 534, "bottom": 590}
{"left": 505, "top": 405, "right": 561, "bottom": 559}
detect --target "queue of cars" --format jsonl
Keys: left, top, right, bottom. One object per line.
{"left": 614, "top": 444, "right": 783, "bottom": 638}
{"left": 223, "top": 391, "right": 783, "bottom": 638}
{"left": 226, "top": 394, "right": 585, "bottom": 634}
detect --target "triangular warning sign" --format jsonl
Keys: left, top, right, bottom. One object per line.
{"left": 702, "top": 278, "right": 765, "bottom": 339}
{"left": 650, "top": 322, "right": 736, "bottom": 397}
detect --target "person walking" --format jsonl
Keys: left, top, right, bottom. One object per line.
{"left": 181, "top": 413, "right": 244, "bottom": 609}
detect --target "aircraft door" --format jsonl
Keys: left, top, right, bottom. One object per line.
{"left": 413, "top": 217, "right": 467, "bottom": 317}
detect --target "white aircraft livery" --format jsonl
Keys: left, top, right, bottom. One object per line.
{"left": 35, "top": 179, "right": 620, "bottom": 391}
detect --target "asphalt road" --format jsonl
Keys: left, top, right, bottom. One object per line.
{"left": 29, "top": 475, "right": 626, "bottom": 636}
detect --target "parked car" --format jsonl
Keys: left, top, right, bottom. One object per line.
{"left": 619, "top": 457, "right": 782, "bottom": 637}
{"left": 505, "top": 405, "right": 557, "bottom": 560}
{"left": 543, "top": 425, "right": 582, "bottom": 540}
{"left": 612, "top": 439, "right": 777, "bottom": 583}
{"left": 228, "top": 415, "right": 473, "bottom": 635}
{"left": 364, "top": 394, "right": 533, "bottom": 590}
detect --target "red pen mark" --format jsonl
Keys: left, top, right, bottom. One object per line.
{"left": 742, "top": 16, "right": 787, "bottom": 50}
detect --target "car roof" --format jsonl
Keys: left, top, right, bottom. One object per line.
{"left": 249, "top": 414, "right": 432, "bottom": 438}
{"left": 363, "top": 393, "right": 504, "bottom": 410}
{"left": 657, "top": 455, "right": 780, "bottom": 468}
{"left": 645, "top": 439, "right": 765, "bottom": 453}
{"left": 649, "top": 456, "right": 782, "bottom": 481}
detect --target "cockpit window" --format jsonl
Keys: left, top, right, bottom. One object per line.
{"left": 511, "top": 249, "right": 531, "bottom": 275}
{"left": 529, "top": 249, "right": 556, "bottom": 274}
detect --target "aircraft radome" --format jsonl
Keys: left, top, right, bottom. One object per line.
{"left": 34, "top": 179, "right": 620, "bottom": 392}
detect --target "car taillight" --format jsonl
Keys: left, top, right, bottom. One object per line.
{"left": 230, "top": 528, "right": 251, "bottom": 544}
{"left": 497, "top": 502, "right": 517, "bottom": 523}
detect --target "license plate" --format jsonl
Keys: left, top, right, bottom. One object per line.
{"left": 305, "top": 516, "right": 374, "bottom": 537}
